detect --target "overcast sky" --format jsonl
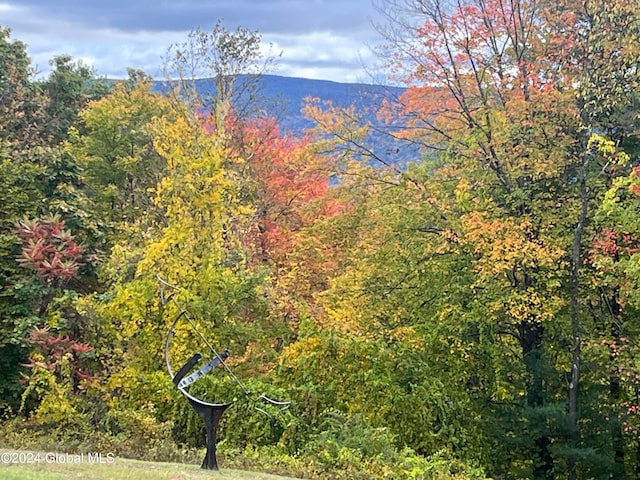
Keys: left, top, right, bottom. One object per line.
{"left": 1, "top": 0, "right": 388, "bottom": 83}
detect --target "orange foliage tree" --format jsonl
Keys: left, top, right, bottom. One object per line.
{"left": 360, "top": 0, "right": 640, "bottom": 477}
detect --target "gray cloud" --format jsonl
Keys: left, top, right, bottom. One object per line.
{"left": 2, "top": 0, "right": 385, "bottom": 82}
{"left": 10, "top": 0, "right": 377, "bottom": 35}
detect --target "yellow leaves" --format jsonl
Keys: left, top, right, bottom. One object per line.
{"left": 461, "top": 211, "right": 566, "bottom": 281}
{"left": 302, "top": 97, "right": 371, "bottom": 157}
{"left": 280, "top": 337, "right": 323, "bottom": 369}
{"left": 323, "top": 303, "right": 365, "bottom": 335}
{"left": 458, "top": 205, "right": 567, "bottom": 323}
{"left": 151, "top": 115, "right": 235, "bottom": 220}
{"left": 19, "top": 353, "right": 79, "bottom": 424}
{"left": 454, "top": 177, "right": 472, "bottom": 207}
{"left": 34, "top": 383, "right": 78, "bottom": 424}
{"left": 99, "top": 278, "right": 160, "bottom": 342}
{"left": 153, "top": 115, "right": 222, "bottom": 170}
{"left": 507, "top": 288, "right": 552, "bottom": 323}
{"left": 588, "top": 133, "right": 630, "bottom": 165}
{"left": 134, "top": 111, "right": 246, "bottom": 281}
{"left": 388, "top": 326, "right": 425, "bottom": 350}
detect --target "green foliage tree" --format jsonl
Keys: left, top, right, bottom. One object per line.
{"left": 39, "top": 54, "right": 110, "bottom": 144}
{"left": 0, "top": 26, "right": 47, "bottom": 150}
{"left": 68, "top": 70, "right": 172, "bottom": 227}
{"left": 0, "top": 26, "right": 107, "bottom": 417}
{"left": 0, "top": 27, "right": 59, "bottom": 413}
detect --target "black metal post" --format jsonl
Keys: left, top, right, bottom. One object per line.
{"left": 188, "top": 398, "right": 230, "bottom": 470}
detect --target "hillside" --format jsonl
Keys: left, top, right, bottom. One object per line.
{"left": 240, "top": 74, "right": 405, "bottom": 133}
{"left": 156, "top": 75, "right": 404, "bottom": 130}
{"left": 154, "top": 74, "right": 416, "bottom": 167}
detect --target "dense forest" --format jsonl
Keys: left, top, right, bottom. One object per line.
{"left": 2, "top": 0, "right": 640, "bottom": 478}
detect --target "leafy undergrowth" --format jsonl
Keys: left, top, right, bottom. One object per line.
{"left": 0, "top": 417, "right": 489, "bottom": 480}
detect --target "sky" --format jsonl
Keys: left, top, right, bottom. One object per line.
{"left": 1, "top": 0, "right": 388, "bottom": 84}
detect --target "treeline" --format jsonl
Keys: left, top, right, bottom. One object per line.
{"left": 3, "top": 0, "right": 640, "bottom": 478}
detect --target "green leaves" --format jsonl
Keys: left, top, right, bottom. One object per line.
{"left": 70, "top": 77, "right": 171, "bottom": 226}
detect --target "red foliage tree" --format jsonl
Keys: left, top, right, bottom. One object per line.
{"left": 240, "top": 117, "right": 337, "bottom": 265}
{"left": 22, "top": 326, "right": 96, "bottom": 393}
{"left": 15, "top": 216, "right": 85, "bottom": 285}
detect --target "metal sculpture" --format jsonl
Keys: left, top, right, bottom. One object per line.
{"left": 159, "top": 276, "right": 290, "bottom": 470}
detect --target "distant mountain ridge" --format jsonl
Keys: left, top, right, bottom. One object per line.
{"left": 155, "top": 74, "right": 406, "bottom": 133}
{"left": 154, "top": 74, "right": 416, "bottom": 166}
{"left": 253, "top": 75, "right": 417, "bottom": 166}
{"left": 244, "top": 74, "right": 406, "bottom": 133}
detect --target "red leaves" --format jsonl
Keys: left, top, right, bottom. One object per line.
{"left": 23, "top": 326, "right": 96, "bottom": 392}
{"left": 629, "top": 166, "right": 640, "bottom": 197}
{"left": 15, "top": 217, "right": 85, "bottom": 284}
{"left": 27, "top": 326, "right": 93, "bottom": 358}
{"left": 589, "top": 229, "right": 640, "bottom": 260}
{"left": 231, "top": 116, "right": 337, "bottom": 264}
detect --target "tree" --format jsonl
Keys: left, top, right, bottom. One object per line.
{"left": 40, "top": 54, "right": 109, "bottom": 144}
{"left": 350, "top": 0, "right": 640, "bottom": 477}
{"left": 588, "top": 138, "right": 640, "bottom": 477}
{"left": 0, "top": 150, "right": 44, "bottom": 414}
{"left": 69, "top": 70, "right": 172, "bottom": 226}
{"left": 547, "top": 4, "right": 640, "bottom": 475}
{"left": 0, "top": 28, "right": 101, "bottom": 414}
{"left": 0, "top": 26, "right": 47, "bottom": 150}
{"left": 163, "top": 20, "right": 280, "bottom": 132}
{"left": 235, "top": 118, "right": 334, "bottom": 259}
{"left": 370, "top": 1, "right": 575, "bottom": 476}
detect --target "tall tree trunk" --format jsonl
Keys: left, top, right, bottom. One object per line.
{"left": 568, "top": 153, "right": 589, "bottom": 480}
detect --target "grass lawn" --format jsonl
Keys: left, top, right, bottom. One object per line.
{"left": 0, "top": 449, "right": 300, "bottom": 480}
